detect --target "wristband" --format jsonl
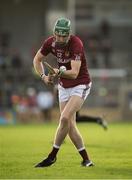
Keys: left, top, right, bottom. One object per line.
{"left": 40, "top": 73, "right": 45, "bottom": 79}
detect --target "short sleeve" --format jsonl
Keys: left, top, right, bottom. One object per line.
{"left": 40, "top": 38, "right": 52, "bottom": 56}
{"left": 70, "top": 37, "right": 84, "bottom": 61}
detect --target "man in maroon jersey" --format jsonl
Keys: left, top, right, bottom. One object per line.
{"left": 33, "top": 18, "right": 94, "bottom": 167}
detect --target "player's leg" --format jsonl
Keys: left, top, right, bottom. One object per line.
{"left": 47, "top": 101, "right": 68, "bottom": 161}
{"left": 35, "top": 101, "right": 67, "bottom": 168}
{"left": 53, "top": 101, "right": 70, "bottom": 147}
{"left": 47, "top": 95, "right": 84, "bottom": 160}
{"left": 48, "top": 93, "right": 94, "bottom": 167}
{"left": 68, "top": 96, "right": 94, "bottom": 166}
{"left": 76, "top": 114, "right": 108, "bottom": 130}
{"left": 53, "top": 95, "right": 83, "bottom": 145}
{"left": 76, "top": 113, "right": 100, "bottom": 123}
{"left": 35, "top": 96, "right": 84, "bottom": 168}
{"left": 96, "top": 115, "right": 108, "bottom": 130}
{"left": 69, "top": 113, "right": 85, "bottom": 149}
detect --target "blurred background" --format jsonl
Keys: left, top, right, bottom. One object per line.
{"left": 0, "top": 0, "right": 132, "bottom": 125}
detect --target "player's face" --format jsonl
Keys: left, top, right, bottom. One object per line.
{"left": 54, "top": 33, "right": 70, "bottom": 46}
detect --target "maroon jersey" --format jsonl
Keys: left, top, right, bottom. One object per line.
{"left": 40, "top": 35, "right": 91, "bottom": 88}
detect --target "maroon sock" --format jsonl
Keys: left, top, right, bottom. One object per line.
{"left": 79, "top": 149, "right": 90, "bottom": 161}
{"left": 48, "top": 147, "right": 59, "bottom": 160}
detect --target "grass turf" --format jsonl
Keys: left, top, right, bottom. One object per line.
{"left": 0, "top": 122, "right": 132, "bottom": 179}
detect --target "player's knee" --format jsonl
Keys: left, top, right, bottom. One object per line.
{"left": 61, "top": 116, "right": 69, "bottom": 127}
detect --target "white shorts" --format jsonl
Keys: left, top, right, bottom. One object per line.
{"left": 58, "top": 82, "right": 92, "bottom": 103}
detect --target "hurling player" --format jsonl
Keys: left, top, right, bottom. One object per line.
{"left": 33, "top": 18, "right": 94, "bottom": 167}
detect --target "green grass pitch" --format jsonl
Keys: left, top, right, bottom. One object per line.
{"left": 0, "top": 122, "right": 132, "bottom": 179}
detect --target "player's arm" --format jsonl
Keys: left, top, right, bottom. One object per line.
{"left": 33, "top": 49, "right": 45, "bottom": 77}
{"left": 33, "top": 49, "right": 53, "bottom": 85}
{"left": 59, "top": 60, "right": 81, "bottom": 79}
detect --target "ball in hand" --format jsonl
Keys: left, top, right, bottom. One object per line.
{"left": 59, "top": 66, "right": 66, "bottom": 72}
